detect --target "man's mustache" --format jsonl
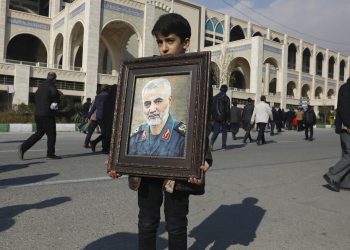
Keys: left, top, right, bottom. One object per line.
{"left": 147, "top": 112, "right": 160, "bottom": 120}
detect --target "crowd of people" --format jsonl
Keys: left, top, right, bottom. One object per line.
{"left": 210, "top": 85, "right": 317, "bottom": 149}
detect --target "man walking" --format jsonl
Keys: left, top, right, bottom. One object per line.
{"left": 251, "top": 95, "right": 273, "bottom": 145}
{"left": 323, "top": 77, "right": 350, "bottom": 192}
{"left": 18, "top": 72, "right": 61, "bottom": 159}
{"left": 242, "top": 98, "right": 254, "bottom": 143}
{"left": 303, "top": 106, "right": 316, "bottom": 141}
{"left": 229, "top": 101, "right": 241, "bottom": 140}
{"left": 210, "top": 84, "right": 230, "bottom": 150}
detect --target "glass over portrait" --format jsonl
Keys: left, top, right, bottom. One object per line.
{"left": 128, "top": 74, "right": 191, "bottom": 158}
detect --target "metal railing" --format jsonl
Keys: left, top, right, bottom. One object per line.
{"left": 30, "top": 78, "right": 84, "bottom": 91}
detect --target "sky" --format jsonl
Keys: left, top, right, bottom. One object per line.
{"left": 190, "top": 0, "right": 350, "bottom": 55}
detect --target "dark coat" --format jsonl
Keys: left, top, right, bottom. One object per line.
{"left": 242, "top": 103, "right": 254, "bottom": 128}
{"left": 34, "top": 79, "right": 60, "bottom": 117}
{"left": 303, "top": 109, "right": 317, "bottom": 125}
{"left": 88, "top": 90, "right": 109, "bottom": 120}
{"left": 335, "top": 79, "right": 350, "bottom": 133}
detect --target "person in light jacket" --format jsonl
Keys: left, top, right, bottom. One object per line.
{"left": 251, "top": 95, "right": 273, "bottom": 145}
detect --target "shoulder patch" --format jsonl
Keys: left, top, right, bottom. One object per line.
{"left": 131, "top": 125, "right": 144, "bottom": 137}
{"left": 174, "top": 122, "right": 186, "bottom": 136}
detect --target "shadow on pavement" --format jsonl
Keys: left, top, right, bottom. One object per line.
{"left": 84, "top": 222, "right": 168, "bottom": 250}
{"left": 25, "top": 151, "right": 102, "bottom": 161}
{"left": 0, "top": 161, "right": 45, "bottom": 173}
{"left": 188, "top": 197, "right": 266, "bottom": 250}
{"left": 0, "top": 173, "right": 59, "bottom": 188}
{"left": 0, "top": 197, "right": 71, "bottom": 232}
{"left": 0, "top": 140, "right": 25, "bottom": 143}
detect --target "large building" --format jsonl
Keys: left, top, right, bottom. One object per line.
{"left": 0, "top": 0, "right": 349, "bottom": 112}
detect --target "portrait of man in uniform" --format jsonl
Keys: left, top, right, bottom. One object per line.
{"left": 128, "top": 77, "right": 188, "bottom": 158}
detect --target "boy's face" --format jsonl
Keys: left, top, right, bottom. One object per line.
{"left": 156, "top": 34, "right": 190, "bottom": 55}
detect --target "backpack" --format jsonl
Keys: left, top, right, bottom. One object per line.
{"left": 304, "top": 111, "right": 314, "bottom": 125}
{"left": 212, "top": 94, "right": 227, "bottom": 122}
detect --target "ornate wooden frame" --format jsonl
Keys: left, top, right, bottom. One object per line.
{"left": 108, "top": 51, "right": 210, "bottom": 179}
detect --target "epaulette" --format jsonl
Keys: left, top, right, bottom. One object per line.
{"left": 174, "top": 122, "right": 186, "bottom": 136}
{"left": 131, "top": 125, "right": 144, "bottom": 136}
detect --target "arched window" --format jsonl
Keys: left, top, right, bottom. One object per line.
{"left": 328, "top": 56, "right": 335, "bottom": 79}
{"left": 214, "top": 21, "right": 224, "bottom": 45}
{"left": 316, "top": 53, "right": 323, "bottom": 76}
{"left": 204, "top": 19, "right": 214, "bottom": 47}
{"left": 302, "top": 48, "right": 311, "bottom": 73}
{"left": 230, "top": 25, "right": 245, "bottom": 42}
{"left": 288, "top": 44, "right": 297, "bottom": 70}
{"left": 340, "top": 60, "right": 346, "bottom": 81}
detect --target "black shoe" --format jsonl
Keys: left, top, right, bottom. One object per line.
{"left": 47, "top": 154, "right": 62, "bottom": 159}
{"left": 309, "top": 138, "right": 313, "bottom": 141}
{"left": 256, "top": 141, "right": 261, "bottom": 145}
{"left": 90, "top": 142, "right": 96, "bottom": 152}
{"left": 304, "top": 137, "right": 309, "bottom": 140}
{"left": 323, "top": 174, "right": 340, "bottom": 192}
{"left": 243, "top": 140, "right": 247, "bottom": 144}
{"left": 18, "top": 145, "right": 24, "bottom": 160}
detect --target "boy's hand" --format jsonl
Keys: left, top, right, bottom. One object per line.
{"left": 105, "top": 159, "right": 122, "bottom": 178}
{"left": 188, "top": 161, "right": 209, "bottom": 185}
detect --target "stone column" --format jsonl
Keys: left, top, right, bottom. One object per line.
{"left": 310, "top": 44, "right": 317, "bottom": 99}
{"left": 13, "top": 65, "right": 30, "bottom": 105}
{"left": 264, "top": 64, "right": 270, "bottom": 95}
{"left": 296, "top": 40, "right": 303, "bottom": 99}
{"left": 250, "top": 36, "right": 263, "bottom": 102}
{"left": 280, "top": 41, "right": 288, "bottom": 109}
{"left": 199, "top": 6, "right": 206, "bottom": 50}
{"left": 83, "top": 0, "right": 102, "bottom": 100}
{"left": 49, "top": 0, "right": 62, "bottom": 17}
{"left": 324, "top": 49, "right": 329, "bottom": 98}
{"left": 0, "top": 0, "right": 9, "bottom": 62}
{"left": 224, "top": 14, "right": 230, "bottom": 43}
{"left": 143, "top": 2, "right": 157, "bottom": 57}
{"left": 247, "top": 21, "right": 252, "bottom": 39}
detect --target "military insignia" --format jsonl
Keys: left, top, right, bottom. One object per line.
{"left": 175, "top": 123, "right": 186, "bottom": 136}
{"left": 141, "top": 131, "right": 147, "bottom": 141}
{"left": 162, "top": 129, "right": 170, "bottom": 140}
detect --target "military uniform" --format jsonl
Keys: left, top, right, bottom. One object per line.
{"left": 129, "top": 113, "right": 186, "bottom": 157}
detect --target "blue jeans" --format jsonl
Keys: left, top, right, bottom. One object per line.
{"left": 210, "top": 121, "right": 228, "bottom": 148}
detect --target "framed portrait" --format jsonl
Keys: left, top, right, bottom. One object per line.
{"left": 108, "top": 51, "right": 210, "bottom": 179}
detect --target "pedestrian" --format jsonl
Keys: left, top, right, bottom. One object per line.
{"left": 78, "top": 97, "right": 92, "bottom": 133}
{"left": 229, "top": 101, "right": 241, "bottom": 140}
{"left": 251, "top": 95, "right": 273, "bottom": 145}
{"left": 270, "top": 107, "right": 278, "bottom": 136}
{"left": 88, "top": 84, "right": 110, "bottom": 153}
{"left": 210, "top": 84, "right": 230, "bottom": 150}
{"left": 18, "top": 72, "right": 61, "bottom": 160}
{"left": 107, "top": 13, "right": 213, "bottom": 250}
{"left": 242, "top": 98, "right": 254, "bottom": 143}
{"left": 285, "top": 108, "right": 294, "bottom": 130}
{"left": 303, "top": 106, "right": 316, "bottom": 141}
{"left": 83, "top": 98, "right": 98, "bottom": 148}
{"left": 295, "top": 108, "right": 304, "bottom": 131}
{"left": 323, "top": 77, "right": 350, "bottom": 192}
{"left": 102, "top": 84, "right": 118, "bottom": 153}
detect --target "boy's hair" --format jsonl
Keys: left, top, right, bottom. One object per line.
{"left": 152, "top": 13, "right": 191, "bottom": 42}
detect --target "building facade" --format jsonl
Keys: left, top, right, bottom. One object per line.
{"left": 0, "top": 0, "right": 349, "bottom": 112}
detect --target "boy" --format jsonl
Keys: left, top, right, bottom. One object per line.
{"left": 108, "top": 13, "right": 212, "bottom": 250}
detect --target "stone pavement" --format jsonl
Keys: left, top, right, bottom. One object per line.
{"left": 1, "top": 129, "right": 349, "bottom": 249}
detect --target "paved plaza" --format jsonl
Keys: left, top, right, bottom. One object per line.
{"left": 1, "top": 129, "right": 350, "bottom": 249}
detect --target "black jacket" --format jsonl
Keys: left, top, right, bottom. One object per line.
{"left": 34, "top": 79, "right": 60, "bottom": 117}
{"left": 242, "top": 103, "right": 254, "bottom": 124}
{"left": 335, "top": 79, "right": 350, "bottom": 133}
{"left": 212, "top": 91, "right": 230, "bottom": 122}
